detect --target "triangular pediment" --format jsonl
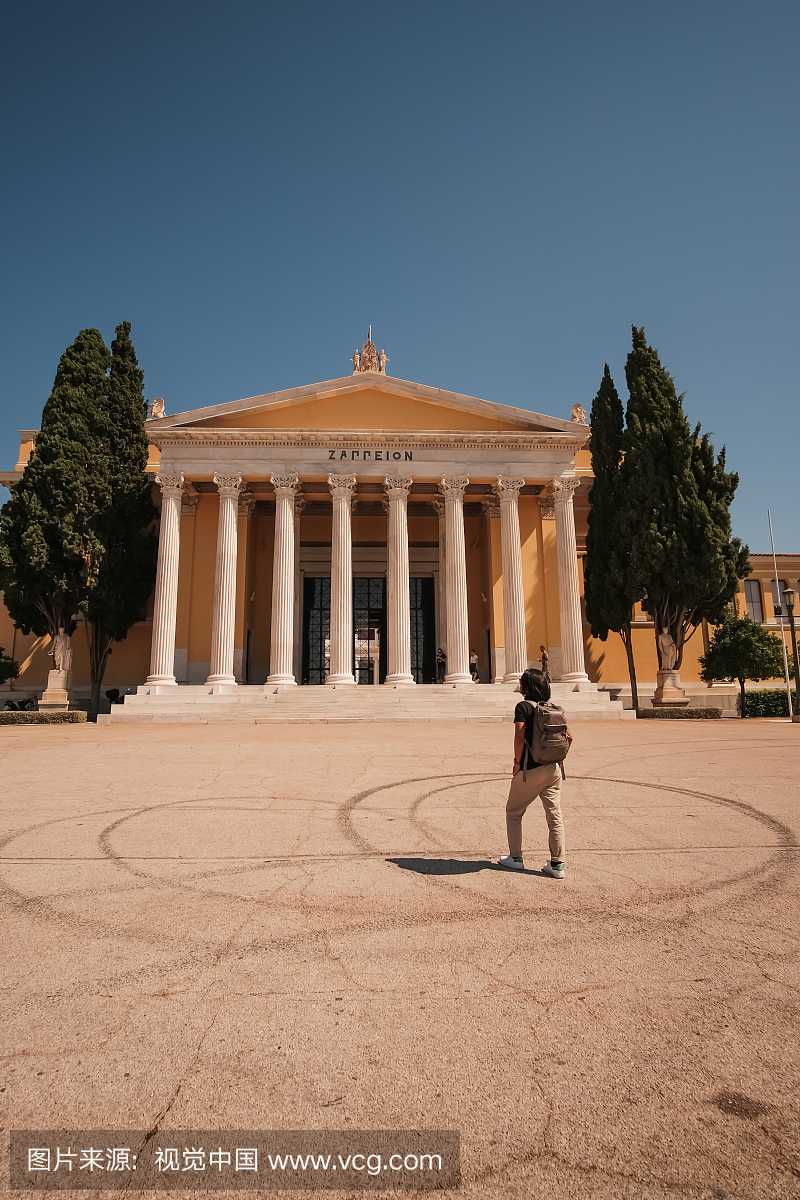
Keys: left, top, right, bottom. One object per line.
{"left": 149, "top": 373, "right": 580, "bottom": 436}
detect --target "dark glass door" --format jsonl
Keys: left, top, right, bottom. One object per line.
{"left": 301, "top": 577, "right": 330, "bottom": 685}
{"left": 353, "top": 577, "right": 386, "bottom": 685}
{"left": 410, "top": 577, "right": 436, "bottom": 683}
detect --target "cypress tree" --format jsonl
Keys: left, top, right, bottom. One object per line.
{"left": 619, "top": 327, "right": 749, "bottom": 670}
{"left": 584, "top": 365, "right": 642, "bottom": 709}
{"left": 83, "top": 322, "right": 157, "bottom": 713}
{"left": 0, "top": 329, "right": 111, "bottom": 640}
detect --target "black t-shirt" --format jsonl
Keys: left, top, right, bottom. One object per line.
{"left": 514, "top": 700, "right": 541, "bottom": 770}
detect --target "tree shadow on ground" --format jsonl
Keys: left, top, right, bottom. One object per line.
{"left": 387, "top": 857, "right": 545, "bottom": 877}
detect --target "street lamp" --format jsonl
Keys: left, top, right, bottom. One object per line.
{"left": 781, "top": 588, "right": 800, "bottom": 722}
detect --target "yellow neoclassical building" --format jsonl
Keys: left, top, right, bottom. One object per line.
{"left": 1, "top": 343, "right": 796, "bottom": 720}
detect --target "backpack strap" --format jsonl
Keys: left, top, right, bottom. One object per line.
{"left": 521, "top": 701, "right": 537, "bottom": 781}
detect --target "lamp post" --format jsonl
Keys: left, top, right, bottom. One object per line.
{"left": 781, "top": 588, "right": 800, "bottom": 721}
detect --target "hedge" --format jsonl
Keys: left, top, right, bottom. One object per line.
{"left": 0, "top": 710, "right": 87, "bottom": 725}
{"left": 740, "top": 689, "right": 796, "bottom": 717}
{"left": 637, "top": 707, "right": 722, "bottom": 719}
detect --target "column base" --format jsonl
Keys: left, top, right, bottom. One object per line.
{"left": 326, "top": 674, "right": 357, "bottom": 686}
{"left": 444, "top": 673, "right": 473, "bottom": 685}
{"left": 145, "top": 674, "right": 178, "bottom": 686}
{"left": 384, "top": 674, "right": 415, "bottom": 686}
{"left": 560, "top": 672, "right": 591, "bottom": 685}
{"left": 206, "top": 675, "right": 238, "bottom": 693}
{"left": 266, "top": 674, "right": 297, "bottom": 686}
{"left": 502, "top": 672, "right": 524, "bottom": 684}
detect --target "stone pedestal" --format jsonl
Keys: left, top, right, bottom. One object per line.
{"left": 652, "top": 669, "right": 690, "bottom": 707}
{"left": 38, "top": 669, "right": 72, "bottom": 711}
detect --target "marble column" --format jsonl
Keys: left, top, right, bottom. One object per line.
{"left": 552, "top": 477, "right": 589, "bottom": 682}
{"left": 494, "top": 476, "right": 528, "bottom": 682}
{"left": 267, "top": 474, "right": 299, "bottom": 686}
{"left": 384, "top": 476, "right": 415, "bottom": 685}
{"left": 147, "top": 474, "right": 184, "bottom": 686}
{"left": 207, "top": 474, "right": 243, "bottom": 686}
{"left": 439, "top": 476, "right": 472, "bottom": 683}
{"left": 481, "top": 494, "right": 503, "bottom": 682}
{"left": 292, "top": 494, "right": 306, "bottom": 682}
{"left": 433, "top": 498, "right": 447, "bottom": 655}
{"left": 326, "top": 474, "right": 357, "bottom": 685}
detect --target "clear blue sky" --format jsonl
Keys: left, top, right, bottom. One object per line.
{"left": 1, "top": 0, "right": 797, "bottom": 552}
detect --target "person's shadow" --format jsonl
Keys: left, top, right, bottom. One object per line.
{"left": 387, "top": 857, "right": 545, "bottom": 877}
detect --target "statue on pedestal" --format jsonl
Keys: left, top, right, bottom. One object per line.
{"left": 149, "top": 397, "right": 166, "bottom": 419}
{"left": 49, "top": 627, "right": 73, "bottom": 673}
{"left": 352, "top": 350, "right": 361, "bottom": 374}
{"left": 378, "top": 349, "right": 389, "bottom": 374}
{"left": 571, "top": 403, "right": 588, "bottom": 424}
{"left": 658, "top": 630, "right": 677, "bottom": 670}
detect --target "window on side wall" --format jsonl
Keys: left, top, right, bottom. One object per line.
{"left": 771, "top": 579, "right": 788, "bottom": 617}
{"left": 743, "top": 580, "right": 763, "bottom": 623}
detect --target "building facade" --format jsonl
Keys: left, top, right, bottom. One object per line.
{"left": 1, "top": 350, "right": 796, "bottom": 705}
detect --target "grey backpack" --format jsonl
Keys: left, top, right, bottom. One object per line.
{"left": 521, "top": 701, "right": 570, "bottom": 780}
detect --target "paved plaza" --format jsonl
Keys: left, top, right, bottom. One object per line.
{"left": 1, "top": 719, "right": 798, "bottom": 1198}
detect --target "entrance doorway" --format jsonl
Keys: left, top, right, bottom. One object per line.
{"left": 300, "top": 576, "right": 436, "bottom": 685}
{"left": 353, "top": 577, "right": 386, "bottom": 684}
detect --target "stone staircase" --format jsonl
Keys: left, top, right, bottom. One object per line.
{"left": 99, "top": 681, "right": 634, "bottom": 724}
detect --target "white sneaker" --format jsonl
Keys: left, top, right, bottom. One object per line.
{"left": 541, "top": 860, "right": 565, "bottom": 879}
{"left": 498, "top": 855, "right": 524, "bottom": 871}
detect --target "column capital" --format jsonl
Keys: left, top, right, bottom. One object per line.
{"left": 551, "top": 476, "right": 581, "bottom": 503}
{"left": 155, "top": 473, "right": 184, "bottom": 498}
{"left": 270, "top": 473, "right": 299, "bottom": 498}
{"left": 439, "top": 475, "right": 469, "bottom": 500}
{"left": 383, "top": 476, "right": 413, "bottom": 501}
{"left": 328, "top": 473, "right": 357, "bottom": 500}
{"left": 481, "top": 494, "right": 501, "bottom": 518}
{"left": 539, "top": 496, "right": 556, "bottom": 520}
{"left": 294, "top": 493, "right": 307, "bottom": 517}
{"left": 213, "top": 473, "right": 243, "bottom": 500}
{"left": 431, "top": 497, "right": 446, "bottom": 518}
{"left": 493, "top": 476, "right": 526, "bottom": 501}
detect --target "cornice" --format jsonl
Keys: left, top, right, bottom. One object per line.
{"left": 147, "top": 428, "right": 589, "bottom": 452}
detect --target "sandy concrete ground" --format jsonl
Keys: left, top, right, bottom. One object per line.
{"left": 0, "top": 718, "right": 798, "bottom": 1199}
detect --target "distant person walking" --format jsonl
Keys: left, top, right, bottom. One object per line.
{"left": 469, "top": 650, "right": 479, "bottom": 682}
{"left": 539, "top": 645, "right": 551, "bottom": 683}
{"left": 436, "top": 648, "right": 446, "bottom": 683}
{"left": 498, "top": 668, "right": 571, "bottom": 878}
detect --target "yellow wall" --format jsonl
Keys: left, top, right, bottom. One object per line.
{"left": 186, "top": 495, "right": 218, "bottom": 667}
{"left": 199, "top": 390, "right": 531, "bottom": 433}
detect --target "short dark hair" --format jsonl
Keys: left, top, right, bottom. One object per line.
{"left": 519, "top": 667, "right": 551, "bottom": 703}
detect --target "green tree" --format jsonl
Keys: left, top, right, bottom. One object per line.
{"left": 584, "top": 365, "right": 642, "bottom": 709}
{"left": 83, "top": 322, "right": 157, "bottom": 713}
{"left": 700, "top": 608, "right": 788, "bottom": 717}
{"left": 0, "top": 646, "right": 19, "bottom": 686}
{"left": 619, "top": 327, "right": 749, "bottom": 670}
{"left": 0, "top": 329, "right": 111, "bottom": 641}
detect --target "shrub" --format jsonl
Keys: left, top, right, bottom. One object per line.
{"left": 0, "top": 710, "right": 87, "bottom": 725}
{"left": 739, "top": 689, "right": 796, "bottom": 717}
{"left": 637, "top": 707, "right": 722, "bottom": 719}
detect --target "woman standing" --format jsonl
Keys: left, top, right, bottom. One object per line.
{"left": 436, "top": 648, "right": 446, "bottom": 683}
{"left": 498, "top": 668, "right": 570, "bottom": 878}
{"left": 469, "top": 650, "right": 479, "bottom": 682}
{"left": 539, "top": 645, "right": 551, "bottom": 683}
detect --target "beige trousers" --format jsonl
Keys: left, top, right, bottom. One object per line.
{"left": 506, "top": 763, "right": 564, "bottom": 860}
